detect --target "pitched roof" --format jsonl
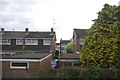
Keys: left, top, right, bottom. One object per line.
{"left": 56, "top": 43, "right": 60, "bottom": 45}
{"left": 2, "top": 31, "right": 55, "bottom": 39}
{"left": 2, "top": 31, "right": 25, "bottom": 39}
{"left": 74, "top": 29, "right": 88, "bottom": 37}
{"left": 25, "top": 32, "right": 55, "bottom": 38}
{"left": 2, "top": 53, "right": 51, "bottom": 59}
{"left": 60, "top": 40, "right": 70, "bottom": 44}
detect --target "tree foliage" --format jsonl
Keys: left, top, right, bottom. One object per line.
{"left": 65, "top": 41, "right": 73, "bottom": 53}
{"left": 80, "top": 4, "right": 120, "bottom": 69}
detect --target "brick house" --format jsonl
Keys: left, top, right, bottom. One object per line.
{"left": 60, "top": 39, "right": 70, "bottom": 53}
{"left": 0, "top": 28, "right": 56, "bottom": 54}
{"left": 73, "top": 29, "right": 88, "bottom": 53}
{"left": 1, "top": 53, "right": 52, "bottom": 78}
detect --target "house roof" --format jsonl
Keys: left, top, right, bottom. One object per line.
{"left": 25, "top": 32, "right": 55, "bottom": 38}
{"left": 60, "top": 40, "right": 70, "bottom": 44}
{"left": 2, "top": 53, "right": 51, "bottom": 59}
{"left": 2, "top": 31, "right": 55, "bottom": 39}
{"left": 59, "top": 53, "right": 80, "bottom": 59}
{"left": 2, "top": 31, "right": 26, "bottom": 39}
{"left": 74, "top": 29, "right": 88, "bottom": 37}
{"left": 56, "top": 43, "right": 60, "bottom": 45}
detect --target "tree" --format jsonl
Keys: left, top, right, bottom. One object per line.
{"left": 65, "top": 41, "right": 73, "bottom": 53}
{"left": 80, "top": 4, "right": 120, "bottom": 69}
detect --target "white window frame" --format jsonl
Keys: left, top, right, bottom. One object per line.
{"left": 16, "top": 38, "right": 23, "bottom": 45}
{"left": 43, "top": 39, "right": 51, "bottom": 45}
{"left": 10, "top": 62, "right": 29, "bottom": 69}
{"left": 25, "top": 38, "right": 38, "bottom": 45}
{"left": 1, "top": 39, "right": 11, "bottom": 45}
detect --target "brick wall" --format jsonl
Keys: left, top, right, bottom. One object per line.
{"left": 73, "top": 37, "right": 80, "bottom": 53}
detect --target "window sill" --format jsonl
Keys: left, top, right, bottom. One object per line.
{"left": 10, "top": 67, "right": 29, "bottom": 69}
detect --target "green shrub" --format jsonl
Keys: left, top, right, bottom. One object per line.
{"left": 37, "top": 66, "right": 120, "bottom": 79}
{"left": 38, "top": 70, "right": 57, "bottom": 79}
{"left": 88, "top": 66, "right": 103, "bottom": 79}
{"left": 87, "top": 67, "right": 119, "bottom": 79}
{"left": 65, "top": 41, "right": 73, "bottom": 53}
{"left": 102, "top": 68, "right": 119, "bottom": 78}
{"left": 61, "top": 68, "right": 80, "bottom": 78}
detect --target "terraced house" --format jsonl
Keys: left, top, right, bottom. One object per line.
{"left": 0, "top": 28, "right": 56, "bottom": 54}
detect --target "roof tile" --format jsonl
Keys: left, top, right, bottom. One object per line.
{"left": 74, "top": 29, "right": 88, "bottom": 37}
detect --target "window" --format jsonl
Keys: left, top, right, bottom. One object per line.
{"left": 10, "top": 62, "right": 29, "bottom": 69}
{"left": 25, "top": 38, "right": 38, "bottom": 45}
{"left": 0, "top": 39, "right": 11, "bottom": 45}
{"left": 43, "top": 39, "right": 50, "bottom": 45}
{"left": 80, "top": 38, "right": 85, "bottom": 44}
{"left": 16, "top": 39, "right": 23, "bottom": 45}
{"left": 61, "top": 44, "right": 66, "bottom": 47}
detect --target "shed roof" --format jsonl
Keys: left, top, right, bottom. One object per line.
{"left": 2, "top": 53, "right": 51, "bottom": 59}
{"left": 59, "top": 53, "right": 80, "bottom": 59}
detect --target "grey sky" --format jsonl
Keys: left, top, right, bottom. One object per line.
{"left": 0, "top": 0, "right": 120, "bottom": 42}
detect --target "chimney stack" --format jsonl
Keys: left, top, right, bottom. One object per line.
{"left": 25, "top": 28, "right": 28, "bottom": 33}
{"left": 1, "top": 28, "right": 4, "bottom": 33}
{"left": 51, "top": 28, "right": 54, "bottom": 32}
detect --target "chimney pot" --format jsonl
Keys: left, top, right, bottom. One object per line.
{"left": 25, "top": 28, "right": 28, "bottom": 33}
{"left": 1, "top": 28, "right": 4, "bottom": 33}
{"left": 51, "top": 28, "right": 54, "bottom": 32}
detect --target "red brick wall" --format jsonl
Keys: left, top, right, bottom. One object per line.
{"left": 39, "top": 55, "right": 52, "bottom": 71}
{"left": 73, "top": 37, "right": 80, "bottom": 53}
{"left": 29, "top": 55, "right": 52, "bottom": 71}
{"left": 50, "top": 37, "right": 56, "bottom": 57}
{"left": 76, "top": 37, "right": 80, "bottom": 52}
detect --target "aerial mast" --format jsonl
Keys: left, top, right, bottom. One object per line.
{"left": 52, "top": 18, "right": 56, "bottom": 29}
{"left": 26, "top": 18, "right": 30, "bottom": 28}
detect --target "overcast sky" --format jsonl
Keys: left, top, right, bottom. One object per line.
{"left": 0, "top": 0, "right": 120, "bottom": 42}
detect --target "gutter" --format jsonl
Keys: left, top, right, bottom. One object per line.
{"left": 0, "top": 53, "right": 52, "bottom": 62}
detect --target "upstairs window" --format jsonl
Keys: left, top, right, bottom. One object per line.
{"left": 43, "top": 39, "right": 50, "bottom": 45}
{"left": 80, "top": 38, "right": 85, "bottom": 45}
{"left": 16, "top": 39, "right": 23, "bottom": 45}
{"left": 0, "top": 39, "right": 11, "bottom": 45}
{"left": 10, "top": 62, "right": 29, "bottom": 69}
{"left": 25, "top": 38, "right": 38, "bottom": 45}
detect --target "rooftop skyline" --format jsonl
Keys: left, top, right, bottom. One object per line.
{"left": 0, "top": 0, "right": 120, "bottom": 42}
